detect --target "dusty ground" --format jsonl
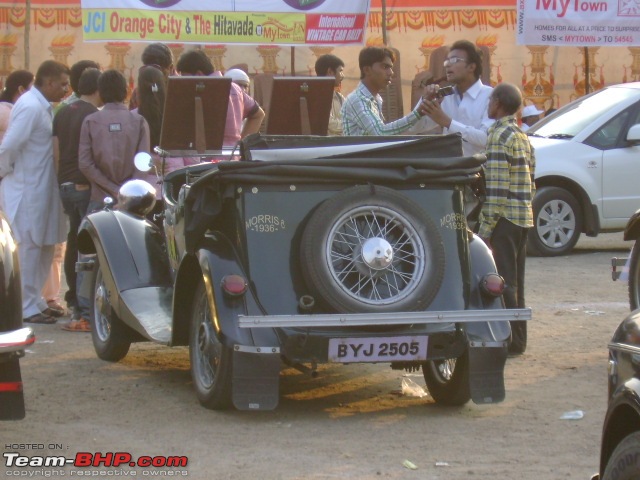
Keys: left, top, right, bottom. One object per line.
{"left": 1, "top": 233, "right": 634, "bottom": 480}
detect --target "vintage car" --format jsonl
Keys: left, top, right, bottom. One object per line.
{"left": 591, "top": 308, "right": 640, "bottom": 480}
{"left": 77, "top": 134, "right": 531, "bottom": 411}
{"left": 0, "top": 210, "right": 35, "bottom": 420}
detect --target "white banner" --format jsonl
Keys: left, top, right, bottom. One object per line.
{"left": 516, "top": 0, "right": 640, "bottom": 46}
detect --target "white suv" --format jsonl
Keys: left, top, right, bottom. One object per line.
{"left": 527, "top": 82, "right": 640, "bottom": 256}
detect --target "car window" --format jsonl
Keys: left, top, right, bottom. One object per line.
{"left": 584, "top": 109, "right": 630, "bottom": 150}
{"left": 529, "top": 87, "right": 640, "bottom": 139}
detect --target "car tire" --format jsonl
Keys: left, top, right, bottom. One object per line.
{"left": 90, "top": 264, "right": 131, "bottom": 362}
{"left": 300, "top": 185, "right": 445, "bottom": 313}
{"left": 602, "top": 431, "right": 640, "bottom": 480}
{"left": 189, "top": 279, "right": 233, "bottom": 410}
{"left": 528, "top": 186, "right": 582, "bottom": 257}
{"left": 628, "top": 240, "right": 640, "bottom": 311}
{"left": 422, "top": 351, "right": 471, "bottom": 406}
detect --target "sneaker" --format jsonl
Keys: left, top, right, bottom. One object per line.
{"left": 61, "top": 318, "right": 91, "bottom": 332}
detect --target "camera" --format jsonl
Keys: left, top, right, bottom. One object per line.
{"left": 436, "top": 85, "right": 455, "bottom": 98}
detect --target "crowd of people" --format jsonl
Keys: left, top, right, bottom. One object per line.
{"left": 0, "top": 42, "right": 265, "bottom": 331}
{"left": 0, "top": 40, "right": 539, "bottom": 354}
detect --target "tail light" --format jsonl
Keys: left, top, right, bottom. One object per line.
{"left": 480, "top": 273, "right": 505, "bottom": 297}
{"left": 221, "top": 274, "right": 248, "bottom": 297}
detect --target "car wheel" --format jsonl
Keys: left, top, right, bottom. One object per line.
{"left": 602, "top": 431, "right": 640, "bottom": 480}
{"left": 300, "top": 186, "right": 445, "bottom": 313}
{"left": 90, "top": 264, "right": 131, "bottom": 362}
{"left": 628, "top": 240, "right": 640, "bottom": 311}
{"left": 422, "top": 351, "right": 470, "bottom": 406}
{"left": 189, "top": 279, "right": 232, "bottom": 410}
{"left": 528, "top": 186, "right": 582, "bottom": 257}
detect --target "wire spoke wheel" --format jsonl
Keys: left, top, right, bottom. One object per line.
{"left": 300, "top": 186, "right": 445, "bottom": 313}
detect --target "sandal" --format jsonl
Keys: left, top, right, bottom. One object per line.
{"left": 24, "top": 313, "right": 57, "bottom": 325}
{"left": 61, "top": 319, "right": 91, "bottom": 332}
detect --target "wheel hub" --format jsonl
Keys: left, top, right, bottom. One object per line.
{"left": 361, "top": 237, "right": 393, "bottom": 270}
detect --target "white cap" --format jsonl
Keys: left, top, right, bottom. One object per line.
{"left": 522, "top": 105, "right": 544, "bottom": 118}
{"left": 224, "top": 68, "right": 250, "bottom": 87}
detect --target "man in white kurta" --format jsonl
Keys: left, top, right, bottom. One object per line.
{"left": 0, "top": 60, "right": 70, "bottom": 323}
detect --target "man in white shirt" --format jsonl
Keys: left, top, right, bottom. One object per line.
{"left": 410, "top": 40, "right": 494, "bottom": 156}
{"left": 0, "top": 60, "right": 70, "bottom": 324}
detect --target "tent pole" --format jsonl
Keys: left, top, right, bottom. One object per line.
{"left": 291, "top": 46, "right": 295, "bottom": 76}
{"left": 25, "top": 0, "right": 31, "bottom": 70}
{"left": 584, "top": 46, "right": 590, "bottom": 95}
{"left": 382, "top": 0, "right": 388, "bottom": 45}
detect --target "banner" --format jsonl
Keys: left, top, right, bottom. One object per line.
{"left": 80, "top": 0, "right": 370, "bottom": 45}
{"left": 517, "top": 0, "right": 640, "bottom": 46}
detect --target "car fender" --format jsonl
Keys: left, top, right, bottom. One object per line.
{"left": 181, "top": 232, "right": 279, "bottom": 350}
{"left": 77, "top": 210, "right": 172, "bottom": 320}
{"left": 599, "top": 377, "right": 640, "bottom": 475}
{"left": 0, "top": 212, "right": 22, "bottom": 331}
{"left": 624, "top": 209, "right": 640, "bottom": 240}
{"left": 464, "top": 234, "right": 511, "bottom": 343}
{"left": 531, "top": 138, "right": 601, "bottom": 212}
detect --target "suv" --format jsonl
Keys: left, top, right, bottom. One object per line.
{"left": 527, "top": 82, "right": 640, "bottom": 256}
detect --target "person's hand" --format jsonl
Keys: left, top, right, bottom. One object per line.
{"left": 422, "top": 83, "right": 440, "bottom": 101}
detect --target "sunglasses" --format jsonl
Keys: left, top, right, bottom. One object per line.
{"left": 443, "top": 56, "right": 468, "bottom": 67}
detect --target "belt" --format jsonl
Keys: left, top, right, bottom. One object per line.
{"left": 61, "top": 182, "right": 90, "bottom": 191}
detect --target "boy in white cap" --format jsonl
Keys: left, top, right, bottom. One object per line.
{"left": 224, "top": 68, "right": 251, "bottom": 93}
{"left": 521, "top": 104, "right": 543, "bottom": 131}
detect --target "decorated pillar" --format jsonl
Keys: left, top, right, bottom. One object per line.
{"left": 256, "top": 45, "right": 281, "bottom": 74}
{"left": 522, "top": 46, "right": 556, "bottom": 111}
{"left": 204, "top": 45, "right": 227, "bottom": 72}
{"left": 572, "top": 47, "right": 604, "bottom": 100}
{"left": 476, "top": 34, "right": 500, "bottom": 86}
{"left": 418, "top": 35, "right": 445, "bottom": 72}
{"left": 49, "top": 35, "right": 75, "bottom": 66}
{"left": 105, "top": 42, "right": 131, "bottom": 73}
{"left": 0, "top": 34, "right": 18, "bottom": 77}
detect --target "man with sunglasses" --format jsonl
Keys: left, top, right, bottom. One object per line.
{"left": 410, "top": 40, "right": 493, "bottom": 156}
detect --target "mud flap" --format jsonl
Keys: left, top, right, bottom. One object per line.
{"left": 468, "top": 342, "right": 508, "bottom": 404}
{"left": 232, "top": 348, "right": 281, "bottom": 411}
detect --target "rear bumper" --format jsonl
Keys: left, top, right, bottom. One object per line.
{"left": 238, "top": 308, "right": 531, "bottom": 329}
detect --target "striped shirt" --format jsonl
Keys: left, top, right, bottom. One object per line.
{"left": 342, "top": 82, "right": 422, "bottom": 136}
{"left": 478, "top": 115, "right": 536, "bottom": 239}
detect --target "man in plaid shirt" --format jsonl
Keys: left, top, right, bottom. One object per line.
{"left": 342, "top": 46, "right": 427, "bottom": 136}
{"left": 478, "top": 82, "right": 536, "bottom": 355}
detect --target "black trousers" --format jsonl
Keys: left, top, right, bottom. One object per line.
{"left": 490, "top": 218, "right": 529, "bottom": 353}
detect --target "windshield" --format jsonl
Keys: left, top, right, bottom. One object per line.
{"left": 529, "top": 86, "right": 640, "bottom": 138}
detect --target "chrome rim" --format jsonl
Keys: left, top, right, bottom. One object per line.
{"left": 326, "top": 206, "right": 426, "bottom": 305}
{"left": 193, "top": 296, "right": 221, "bottom": 390}
{"left": 536, "top": 199, "right": 576, "bottom": 249}
{"left": 94, "top": 269, "right": 112, "bottom": 343}
{"left": 433, "top": 359, "right": 456, "bottom": 382}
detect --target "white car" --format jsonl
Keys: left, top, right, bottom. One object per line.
{"left": 527, "top": 82, "right": 640, "bottom": 256}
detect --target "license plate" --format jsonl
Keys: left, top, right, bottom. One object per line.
{"left": 328, "top": 336, "right": 428, "bottom": 363}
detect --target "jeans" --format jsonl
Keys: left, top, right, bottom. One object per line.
{"left": 59, "top": 184, "right": 91, "bottom": 318}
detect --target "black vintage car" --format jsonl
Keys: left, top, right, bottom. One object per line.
{"left": 592, "top": 308, "right": 640, "bottom": 480}
{"left": 77, "top": 134, "right": 531, "bottom": 411}
{"left": 0, "top": 210, "right": 35, "bottom": 420}
{"left": 612, "top": 209, "right": 640, "bottom": 310}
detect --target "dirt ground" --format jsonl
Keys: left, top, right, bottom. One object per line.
{"left": 1, "top": 232, "right": 634, "bottom": 480}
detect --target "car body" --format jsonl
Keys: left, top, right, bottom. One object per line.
{"left": 77, "top": 134, "right": 530, "bottom": 411}
{"left": 592, "top": 308, "right": 640, "bottom": 480}
{"left": 0, "top": 210, "right": 35, "bottom": 421}
{"left": 528, "top": 82, "right": 640, "bottom": 256}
